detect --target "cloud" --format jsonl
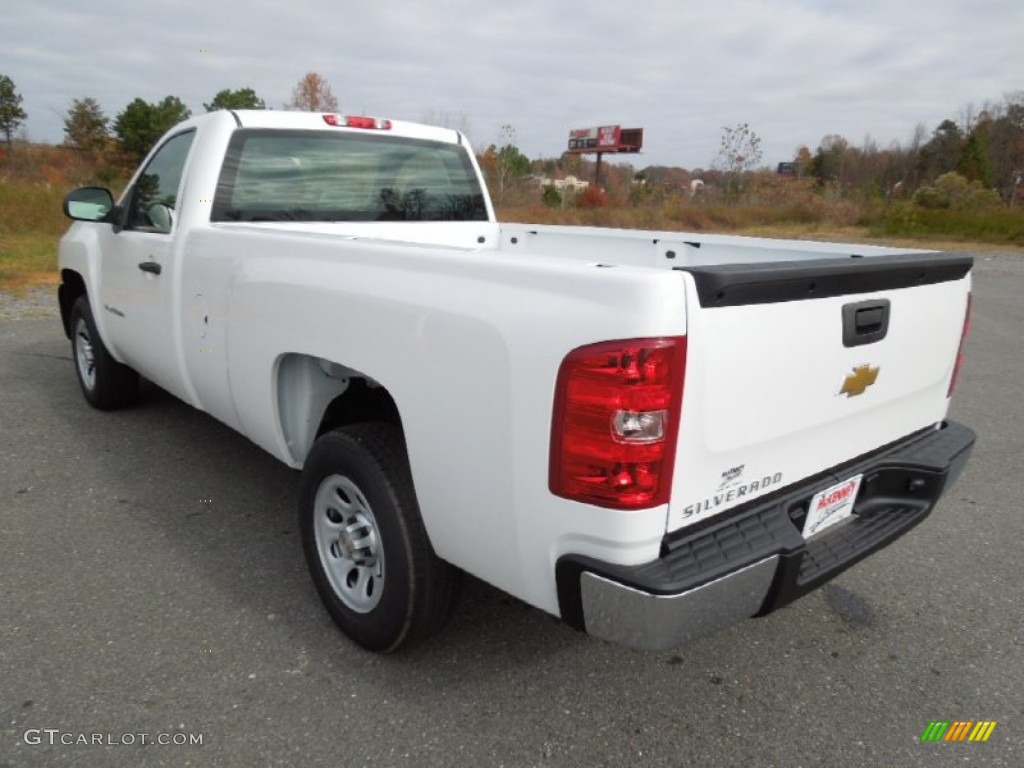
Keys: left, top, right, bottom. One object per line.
{"left": 2, "top": 0, "right": 1021, "bottom": 168}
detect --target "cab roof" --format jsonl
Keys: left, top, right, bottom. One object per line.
{"left": 225, "top": 109, "right": 465, "bottom": 146}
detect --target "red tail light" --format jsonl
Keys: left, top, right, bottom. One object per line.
{"left": 550, "top": 337, "right": 686, "bottom": 509}
{"left": 947, "top": 292, "right": 972, "bottom": 397}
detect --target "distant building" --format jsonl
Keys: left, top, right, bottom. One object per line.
{"left": 536, "top": 175, "right": 590, "bottom": 191}
{"left": 776, "top": 162, "right": 802, "bottom": 177}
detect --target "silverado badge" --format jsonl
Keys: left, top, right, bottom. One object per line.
{"left": 839, "top": 364, "right": 880, "bottom": 397}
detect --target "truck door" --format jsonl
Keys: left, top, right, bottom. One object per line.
{"left": 96, "top": 130, "right": 196, "bottom": 400}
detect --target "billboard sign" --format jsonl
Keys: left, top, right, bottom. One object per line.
{"left": 569, "top": 125, "right": 621, "bottom": 151}
{"left": 567, "top": 125, "right": 642, "bottom": 153}
{"left": 568, "top": 127, "right": 599, "bottom": 151}
{"left": 597, "top": 125, "right": 621, "bottom": 148}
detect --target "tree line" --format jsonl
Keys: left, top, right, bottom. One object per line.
{"left": 795, "top": 93, "right": 1024, "bottom": 205}
{"left": 532, "top": 97, "right": 1024, "bottom": 210}
{"left": 0, "top": 72, "right": 339, "bottom": 163}
{"left": 479, "top": 97, "right": 1023, "bottom": 213}
{"left": 2, "top": 69, "right": 1021, "bottom": 208}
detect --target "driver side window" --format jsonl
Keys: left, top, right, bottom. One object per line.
{"left": 126, "top": 131, "right": 195, "bottom": 234}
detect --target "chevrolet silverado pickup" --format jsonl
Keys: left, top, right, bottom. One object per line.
{"left": 57, "top": 109, "right": 975, "bottom": 652}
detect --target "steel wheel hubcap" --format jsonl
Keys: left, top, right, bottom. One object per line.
{"left": 313, "top": 475, "right": 384, "bottom": 613}
{"left": 74, "top": 317, "right": 96, "bottom": 390}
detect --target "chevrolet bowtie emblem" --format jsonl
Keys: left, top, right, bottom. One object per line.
{"left": 839, "top": 364, "right": 880, "bottom": 397}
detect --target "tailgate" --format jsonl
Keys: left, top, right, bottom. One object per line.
{"left": 667, "top": 252, "right": 972, "bottom": 533}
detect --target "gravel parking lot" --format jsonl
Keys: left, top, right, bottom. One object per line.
{"left": 1, "top": 253, "right": 1021, "bottom": 767}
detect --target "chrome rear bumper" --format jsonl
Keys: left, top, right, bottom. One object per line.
{"left": 557, "top": 420, "right": 976, "bottom": 651}
{"left": 580, "top": 557, "right": 779, "bottom": 651}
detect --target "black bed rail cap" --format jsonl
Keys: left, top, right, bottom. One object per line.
{"left": 675, "top": 252, "right": 973, "bottom": 308}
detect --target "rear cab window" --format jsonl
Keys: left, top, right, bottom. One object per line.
{"left": 211, "top": 130, "right": 488, "bottom": 223}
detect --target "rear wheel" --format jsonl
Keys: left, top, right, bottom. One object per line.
{"left": 299, "top": 423, "right": 457, "bottom": 651}
{"left": 69, "top": 296, "right": 139, "bottom": 410}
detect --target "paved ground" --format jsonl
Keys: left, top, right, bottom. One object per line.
{"left": 1, "top": 255, "right": 1021, "bottom": 768}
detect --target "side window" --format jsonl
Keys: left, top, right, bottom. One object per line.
{"left": 125, "top": 131, "right": 195, "bottom": 234}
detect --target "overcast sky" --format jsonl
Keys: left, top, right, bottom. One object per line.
{"left": 3, "top": 0, "right": 1021, "bottom": 169}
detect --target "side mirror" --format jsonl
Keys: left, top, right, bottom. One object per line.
{"left": 63, "top": 187, "right": 114, "bottom": 222}
{"left": 147, "top": 203, "right": 174, "bottom": 232}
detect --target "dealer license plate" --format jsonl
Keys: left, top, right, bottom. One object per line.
{"left": 802, "top": 474, "right": 863, "bottom": 538}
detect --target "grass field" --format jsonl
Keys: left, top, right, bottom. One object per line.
{"left": 2, "top": 177, "right": 1021, "bottom": 294}
{"left": 499, "top": 197, "right": 1024, "bottom": 252}
{"left": 0, "top": 181, "right": 67, "bottom": 292}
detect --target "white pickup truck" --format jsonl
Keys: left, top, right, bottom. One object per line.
{"left": 58, "top": 109, "right": 975, "bottom": 652}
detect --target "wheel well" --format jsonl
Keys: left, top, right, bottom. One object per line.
{"left": 59, "top": 270, "right": 87, "bottom": 339}
{"left": 316, "top": 379, "right": 401, "bottom": 436}
{"left": 276, "top": 353, "right": 402, "bottom": 464}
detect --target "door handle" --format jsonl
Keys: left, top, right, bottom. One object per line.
{"left": 138, "top": 261, "right": 162, "bottom": 275}
{"left": 842, "top": 299, "right": 890, "bottom": 347}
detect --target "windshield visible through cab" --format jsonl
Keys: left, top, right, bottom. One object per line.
{"left": 211, "top": 129, "right": 488, "bottom": 223}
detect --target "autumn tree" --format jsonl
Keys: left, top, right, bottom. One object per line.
{"left": 0, "top": 74, "right": 27, "bottom": 148}
{"left": 713, "top": 123, "right": 763, "bottom": 173}
{"left": 919, "top": 119, "right": 963, "bottom": 182}
{"left": 913, "top": 171, "right": 999, "bottom": 210}
{"left": 286, "top": 72, "right": 338, "bottom": 111}
{"left": 63, "top": 97, "right": 109, "bottom": 154}
{"left": 713, "top": 123, "right": 763, "bottom": 199}
{"left": 577, "top": 184, "right": 607, "bottom": 209}
{"left": 794, "top": 145, "right": 812, "bottom": 176}
{"left": 541, "top": 185, "right": 562, "bottom": 208}
{"left": 113, "top": 96, "right": 191, "bottom": 162}
{"left": 499, "top": 144, "right": 530, "bottom": 183}
{"left": 880, "top": 124, "right": 928, "bottom": 194}
{"left": 204, "top": 87, "right": 266, "bottom": 112}
{"left": 809, "top": 134, "right": 850, "bottom": 187}
{"left": 957, "top": 130, "right": 992, "bottom": 186}
{"left": 980, "top": 93, "right": 1024, "bottom": 201}
{"left": 481, "top": 124, "right": 531, "bottom": 203}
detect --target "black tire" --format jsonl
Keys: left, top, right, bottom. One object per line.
{"left": 299, "top": 423, "right": 458, "bottom": 652}
{"left": 69, "top": 295, "right": 139, "bottom": 410}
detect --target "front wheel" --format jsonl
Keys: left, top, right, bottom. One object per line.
{"left": 69, "top": 296, "right": 139, "bottom": 410}
{"left": 299, "top": 424, "right": 458, "bottom": 652}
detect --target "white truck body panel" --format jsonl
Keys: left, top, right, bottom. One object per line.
{"left": 177, "top": 224, "right": 689, "bottom": 610}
